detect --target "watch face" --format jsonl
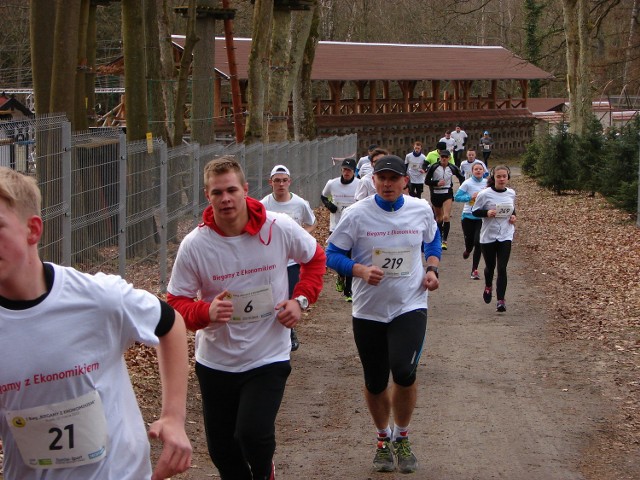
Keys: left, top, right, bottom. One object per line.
{"left": 296, "top": 296, "right": 308, "bottom": 309}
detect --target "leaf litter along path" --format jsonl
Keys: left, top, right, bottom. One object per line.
{"left": 138, "top": 168, "right": 636, "bottom": 480}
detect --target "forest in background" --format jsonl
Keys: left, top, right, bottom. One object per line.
{"left": 1, "top": 0, "right": 639, "bottom": 101}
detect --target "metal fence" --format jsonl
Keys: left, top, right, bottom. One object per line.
{"left": 0, "top": 115, "right": 357, "bottom": 291}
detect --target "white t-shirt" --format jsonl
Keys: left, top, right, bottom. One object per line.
{"left": 260, "top": 192, "right": 316, "bottom": 266}
{"left": 451, "top": 130, "right": 468, "bottom": 151}
{"left": 358, "top": 161, "right": 374, "bottom": 178}
{"left": 167, "top": 211, "right": 317, "bottom": 372}
{"left": 0, "top": 264, "right": 161, "bottom": 479}
{"left": 354, "top": 174, "right": 376, "bottom": 201}
{"left": 472, "top": 187, "right": 517, "bottom": 243}
{"left": 356, "top": 155, "right": 371, "bottom": 174}
{"left": 404, "top": 152, "right": 426, "bottom": 184}
{"left": 460, "top": 159, "right": 488, "bottom": 179}
{"left": 439, "top": 136, "right": 456, "bottom": 152}
{"left": 328, "top": 195, "right": 438, "bottom": 322}
{"left": 457, "top": 176, "right": 487, "bottom": 215}
{"left": 260, "top": 192, "right": 315, "bottom": 228}
{"left": 322, "top": 176, "right": 360, "bottom": 231}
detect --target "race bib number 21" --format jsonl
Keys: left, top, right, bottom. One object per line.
{"left": 6, "top": 390, "right": 107, "bottom": 469}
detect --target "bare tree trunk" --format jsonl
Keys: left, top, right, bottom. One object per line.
{"left": 74, "top": 0, "right": 90, "bottom": 131}
{"left": 122, "top": 0, "right": 156, "bottom": 258}
{"left": 191, "top": 0, "right": 216, "bottom": 145}
{"left": 158, "top": 0, "right": 178, "bottom": 144}
{"left": 122, "top": 0, "right": 148, "bottom": 141}
{"left": 622, "top": 0, "right": 639, "bottom": 94}
{"left": 270, "top": 6, "right": 314, "bottom": 142}
{"left": 30, "top": 0, "right": 55, "bottom": 114}
{"left": 145, "top": 0, "right": 170, "bottom": 141}
{"left": 171, "top": 0, "right": 198, "bottom": 147}
{"left": 86, "top": 2, "right": 97, "bottom": 127}
{"left": 265, "top": 9, "right": 292, "bottom": 143}
{"left": 293, "top": 3, "right": 319, "bottom": 141}
{"left": 562, "top": 0, "right": 592, "bottom": 136}
{"left": 50, "top": 0, "right": 82, "bottom": 128}
{"left": 245, "top": 0, "right": 274, "bottom": 144}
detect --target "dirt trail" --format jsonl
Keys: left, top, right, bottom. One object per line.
{"left": 174, "top": 176, "right": 614, "bottom": 480}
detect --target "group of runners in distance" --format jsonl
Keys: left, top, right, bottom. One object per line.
{"left": 0, "top": 124, "right": 514, "bottom": 479}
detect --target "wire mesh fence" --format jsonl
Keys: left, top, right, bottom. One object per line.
{"left": 0, "top": 115, "right": 356, "bottom": 291}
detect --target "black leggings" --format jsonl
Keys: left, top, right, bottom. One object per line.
{"left": 481, "top": 240, "right": 512, "bottom": 301}
{"left": 352, "top": 309, "right": 427, "bottom": 394}
{"left": 196, "top": 361, "right": 291, "bottom": 480}
{"left": 408, "top": 183, "right": 424, "bottom": 198}
{"left": 461, "top": 218, "right": 482, "bottom": 270}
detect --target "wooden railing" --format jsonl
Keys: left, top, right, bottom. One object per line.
{"left": 217, "top": 96, "right": 527, "bottom": 124}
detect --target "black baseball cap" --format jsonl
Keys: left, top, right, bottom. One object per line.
{"left": 439, "top": 150, "right": 451, "bottom": 157}
{"left": 373, "top": 155, "right": 406, "bottom": 175}
{"left": 341, "top": 158, "right": 356, "bottom": 170}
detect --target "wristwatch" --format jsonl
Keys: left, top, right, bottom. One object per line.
{"left": 426, "top": 266, "right": 439, "bottom": 278}
{"left": 294, "top": 295, "right": 309, "bottom": 310}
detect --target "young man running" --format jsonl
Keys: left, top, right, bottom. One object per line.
{"left": 167, "top": 156, "right": 325, "bottom": 480}
{"left": 321, "top": 157, "right": 360, "bottom": 301}
{"left": 326, "top": 155, "right": 441, "bottom": 474}
{"left": 0, "top": 167, "right": 192, "bottom": 480}
{"left": 404, "top": 141, "right": 427, "bottom": 198}
{"left": 260, "top": 164, "right": 316, "bottom": 351}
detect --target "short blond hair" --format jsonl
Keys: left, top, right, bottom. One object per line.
{"left": 0, "top": 167, "right": 41, "bottom": 218}
{"left": 203, "top": 155, "right": 246, "bottom": 186}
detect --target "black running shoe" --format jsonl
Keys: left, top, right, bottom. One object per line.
{"left": 290, "top": 329, "right": 300, "bottom": 351}
{"left": 483, "top": 286, "right": 492, "bottom": 304}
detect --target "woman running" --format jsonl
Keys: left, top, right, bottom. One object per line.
{"left": 454, "top": 161, "right": 487, "bottom": 280}
{"left": 472, "top": 165, "right": 516, "bottom": 312}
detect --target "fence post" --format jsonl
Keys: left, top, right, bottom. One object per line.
{"left": 192, "top": 143, "right": 202, "bottom": 229}
{"left": 159, "top": 141, "right": 168, "bottom": 293}
{"left": 61, "top": 121, "right": 72, "bottom": 266}
{"left": 118, "top": 133, "right": 127, "bottom": 278}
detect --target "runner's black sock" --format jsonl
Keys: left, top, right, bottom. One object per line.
{"left": 443, "top": 221, "right": 450, "bottom": 241}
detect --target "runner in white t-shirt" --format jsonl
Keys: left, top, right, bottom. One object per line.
{"left": 260, "top": 164, "right": 316, "bottom": 352}
{"left": 450, "top": 125, "right": 468, "bottom": 167}
{"left": 404, "top": 141, "right": 426, "bottom": 198}
{"left": 321, "top": 157, "right": 360, "bottom": 301}
{"left": 0, "top": 167, "right": 192, "bottom": 480}
{"left": 356, "top": 144, "right": 378, "bottom": 178}
{"left": 438, "top": 131, "right": 456, "bottom": 157}
{"left": 354, "top": 148, "right": 388, "bottom": 201}
{"left": 459, "top": 148, "right": 489, "bottom": 180}
{"left": 472, "top": 165, "right": 517, "bottom": 312}
{"left": 326, "top": 155, "right": 441, "bottom": 475}
{"left": 167, "top": 156, "right": 325, "bottom": 480}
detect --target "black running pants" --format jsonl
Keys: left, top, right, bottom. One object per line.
{"left": 196, "top": 361, "right": 291, "bottom": 480}
{"left": 481, "top": 240, "right": 512, "bottom": 301}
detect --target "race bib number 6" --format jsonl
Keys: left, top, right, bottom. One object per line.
{"left": 6, "top": 390, "right": 107, "bottom": 469}
{"left": 227, "top": 285, "right": 275, "bottom": 323}
{"left": 372, "top": 246, "right": 413, "bottom": 277}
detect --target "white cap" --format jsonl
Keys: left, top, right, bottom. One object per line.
{"left": 270, "top": 165, "right": 290, "bottom": 177}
